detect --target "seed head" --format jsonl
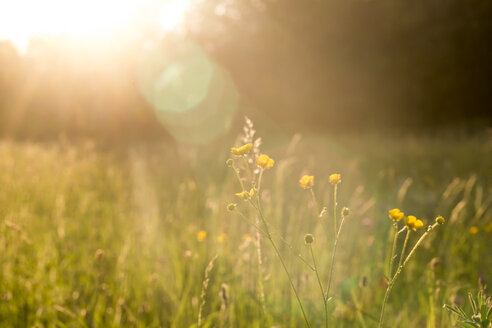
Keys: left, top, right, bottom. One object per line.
{"left": 435, "top": 216, "right": 445, "bottom": 225}
{"left": 226, "top": 159, "right": 234, "bottom": 167}
{"left": 304, "top": 233, "right": 314, "bottom": 245}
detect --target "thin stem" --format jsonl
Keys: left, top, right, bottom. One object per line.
{"left": 402, "top": 223, "right": 439, "bottom": 267}
{"left": 326, "top": 212, "right": 347, "bottom": 299}
{"left": 231, "top": 162, "right": 246, "bottom": 192}
{"left": 309, "top": 188, "right": 320, "bottom": 216}
{"left": 379, "top": 223, "right": 440, "bottom": 328}
{"left": 333, "top": 185, "right": 338, "bottom": 235}
{"left": 247, "top": 201, "right": 314, "bottom": 270}
{"left": 242, "top": 156, "right": 254, "bottom": 183}
{"left": 310, "top": 244, "right": 328, "bottom": 328}
{"left": 388, "top": 223, "right": 399, "bottom": 278}
{"left": 254, "top": 221, "right": 266, "bottom": 320}
{"left": 397, "top": 229, "right": 411, "bottom": 271}
{"left": 256, "top": 200, "right": 312, "bottom": 328}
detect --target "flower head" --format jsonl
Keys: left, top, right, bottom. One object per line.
{"left": 469, "top": 226, "right": 479, "bottom": 235}
{"left": 329, "top": 173, "right": 341, "bottom": 186}
{"left": 304, "top": 233, "right": 314, "bottom": 245}
{"left": 404, "top": 215, "right": 424, "bottom": 231}
{"left": 235, "top": 188, "right": 255, "bottom": 200}
{"left": 299, "top": 175, "right": 314, "bottom": 189}
{"left": 217, "top": 233, "right": 228, "bottom": 243}
{"left": 197, "top": 230, "right": 207, "bottom": 242}
{"left": 435, "top": 216, "right": 445, "bottom": 225}
{"left": 389, "top": 208, "right": 405, "bottom": 221}
{"left": 256, "top": 154, "right": 274, "bottom": 170}
{"left": 231, "top": 143, "right": 253, "bottom": 156}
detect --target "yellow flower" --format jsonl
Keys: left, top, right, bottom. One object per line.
{"left": 389, "top": 208, "right": 405, "bottom": 221}
{"left": 329, "top": 173, "right": 341, "bottom": 186}
{"left": 197, "top": 230, "right": 207, "bottom": 242}
{"left": 235, "top": 188, "right": 255, "bottom": 200}
{"left": 299, "top": 175, "right": 314, "bottom": 189}
{"left": 217, "top": 233, "right": 227, "bottom": 243}
{"left": 469, "top": 226, "right": 479, "bottom": 235}
{"left": 256, "top": 154, "right": 274, "bottom": 170}
{"left": 436, "top": 216, "right": 445, "bottom": 225}
{"left": 230, "top": 143, "right": 253, "bottom": 156}
{"left": 404, "top": 215, "right": 424, "bottom": 231}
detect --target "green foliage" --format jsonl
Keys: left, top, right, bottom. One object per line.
{"left": 0, "top": 130, "right": 490, "bottom": 327}
{"left": 444, "top": 287, "right": 492, "bottom": 328}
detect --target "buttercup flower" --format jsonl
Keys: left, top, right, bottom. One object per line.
{"left": 404, "top": 215, "right": 424, "bottom": 231}
{"left": 469, "top": 226, "right": 479, "bottom": 235}
{"left": 217, "top": 233, "right": 228, "bottom": 243}
{"left": 256, "top": 154, "right": 274, "bottom": 170}
{"left": 329, "top": 173, "right": 341, "bottom": 185}
{"left": 235, "top": 188, "right": 255, "bottom": 200}
{"left": 197, "top": 230, "right": 207, "bottom": 242}
{"left": 389, "top": 208, "right": 405, "bottom": 221}
{"left": 299, "top": 175, "right": 314, "bottom": 189}
{"left": 436, "top": 216, "right": 445, "bottom": 225}
{"left": 231, "top": 143, "right": 253, "bottom": 156}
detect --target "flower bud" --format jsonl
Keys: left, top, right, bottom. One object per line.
{"left": 436, "top": 216, "right": 445, "bottom": 225}
{"left": 226, "top": 159, "right": 234, "bottom": 167}
{"left": 304, "top": 233, "right": 314, "bottom": 245}
{"left": 227, "top": 203, "right": 237, "bottom": 211}
{"left": 342, "top": 207, "right": 350, "bottom": 216}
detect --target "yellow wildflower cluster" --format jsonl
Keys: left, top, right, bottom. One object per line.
{"left": 329, "top": 173, "right": 341, "bottom": 186}
{"left": 299, "top": 175, "right": 314, "bottom": 189}
{"left": 231, "top": 143, "right": 253, "bottom": 156}
{"left": 388, "top": 208, "right": 405, "bottom": 221}
{"left": 404, "top": 215, "right": 424, "bottom": 231}
{"left": 256, "top": 154, "right": 274, "bottom": 170}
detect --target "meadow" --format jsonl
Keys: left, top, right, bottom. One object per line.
{"left": 0, "top": 126, "right": 491, "bottom": 327}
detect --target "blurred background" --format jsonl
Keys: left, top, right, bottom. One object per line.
{"left": 1, "top": 0, "right": 491, "bottom": 142}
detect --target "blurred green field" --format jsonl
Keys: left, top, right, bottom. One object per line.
{"left": 0, "top": 129, "right": 491, "bottom": 327}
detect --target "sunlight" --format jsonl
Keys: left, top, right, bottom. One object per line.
{"left": 159, "top": 0, "right": 192, "bottom": 32}
{"left": 0, "top": 0, "right": 193, "bottom": 53}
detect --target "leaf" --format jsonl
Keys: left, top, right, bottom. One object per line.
{"left": 457, "top": 321, "right": 478, "bottom": 328}
{"left": 469, "top": 292, "right": 478, "bottom": 314}
{"left": 444, "top": 304, "right": 466, "bottom": 319}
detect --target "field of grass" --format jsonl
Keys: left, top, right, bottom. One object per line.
{"left": 0, "top": 128, "right": 491, "bottom": 327}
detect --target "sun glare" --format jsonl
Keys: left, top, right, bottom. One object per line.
{"left": 0, "top": 0, "right": 193, "bottom": 54}
{"left": 159, "top": 0, "right": 192, "bottom": 32}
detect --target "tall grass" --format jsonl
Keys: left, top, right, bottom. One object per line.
{"left": 0, "top": 128, "right": 490, "bottom": 327}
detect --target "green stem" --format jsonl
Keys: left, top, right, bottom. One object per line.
{"left": 256, "top": 201, "right": 312, "bottom": 328}
{"left": 388, "top": 223, "right": 399, "bottom": 278}
{"left": 310, "top": 244, "right": 328, "bottom": 328}
{"left": 309, "top": 188, "right": 320, "bottom": 216}
{"left": 326, "top": 212, "right": 347, "bottom": 299}
{"left": 379, "top": 223, "right": 440, "bottom": 328}
{"left": 333, "top": 185, "right": 338, "bottom": 235}
{"left": 397, "top": 229, "right": 411, "bottom": 271}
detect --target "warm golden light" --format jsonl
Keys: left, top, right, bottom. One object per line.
{"left": 0, "top": 0, "right": 193, "bottom": 53}
{"left": 159, "top": 0, "right": 192, "bottom": 32}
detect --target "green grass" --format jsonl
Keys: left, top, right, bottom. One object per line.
{"left": 0, "top": 130, "right": 490, "bottom": 327}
